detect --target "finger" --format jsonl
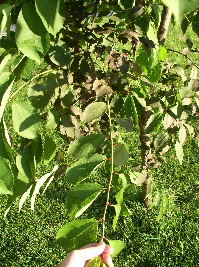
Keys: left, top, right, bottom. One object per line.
{"left": 78, "top": 241, "right": 106, "bottom": 261}
{"left": 104, "top": 245, "right": 114, "bottom": 255}
{"left": 102, "top": 253, "right": 114, "bottom": 267}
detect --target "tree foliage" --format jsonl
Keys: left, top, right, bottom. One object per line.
{"left": 0, "top": 0, "right": 199, "bottom": 264}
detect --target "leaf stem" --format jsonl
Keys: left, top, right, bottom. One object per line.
{"left": 102, "top": 98, "right": 114, "bottom": 240}
{"left": 9, "top": 69, "right": 54, "bottom": 100}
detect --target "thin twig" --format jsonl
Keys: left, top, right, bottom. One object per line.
{"left": 102, "top": 97, "right": 114, "bottom": 240}
{"left": 167, "top": 48, "right": 199, "bottom": 69}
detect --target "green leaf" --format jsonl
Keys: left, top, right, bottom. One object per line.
{"left": 108, "top": 240, "right": 125, "bottom": 257}
{"left": 35, "top": 0, "right": 65, "bottom": 36}
{"left": 67, "top": 183, "right": 103, "bottom": 219}
{"left": 49, "top": 39, "right": 71, "bottom": 67}
{"left": 192, "top": 11, "right": 199, "bottom": 36}
{"left": 46, "top": 108, "right": 59, "bottom": 131}
{"left": 154, "top": 132, "right": 169, "bottom": 153}
{"left": 148, "top": 62, "right": 162, "bottom": 83}
{"left": 16, "top": 146, "right": 35, "bottom": 181}
{"left": 0, "top": 4, "right": 12, "bottom": 34}
{"left": 12, "top": 173, "right": 29, "bottom": 198}
{"left": 0, "top": 79, "right": 14, "bottom": 122}
{"left": 0, "top": 72, "right": 11, "bottom": 102}
{"left": 65, "top": 154, "right": 106, "bottom": 184}
{"left": 85, "top": 257, "right": 102, "bottom": 267}
{"left": 15, "top": 3, "right": 50, "bottom": 62}
{"left": 113, "top": 174, "right": 127, "bottom": 230}
{"left": 19, "top": 184, "right": 33, "bottom": 211}
{"left": 161, "top": 0, "right": 199, "bottom": 25}
{"left": 81, "top": 102, "right": 107, "bottom": 122}
{"left": 0, "top": 123, "right": 12, "bottom": 160}
{"left": 118, "top": 0, "right": 134, "bottom": 9}
{"left": 44, "top": 135, "right": 57, "bottom": 165}
{"left": 12, "top": 101, "right": 41, "bottom": 139}
{"left": 68, "top": 134, "right": 106, "bottom": 159}
{"left": 146, "top": 113, "right": 163, "bottom": 134}
{"left": 175, "top": 141, "right": 184, "bottom": 165}
{"left": 14, "top": 57, "right": 35, "bottom": 79}
{"left": 129, "top": 171, "right": 147, "bottom": 186}
{"left": 113, "top": 143, "right": 129, "bottom": 166}
{"left": 31, "top": 167, "right": 57, "bottom": 211}
{"left": 0, "top": 156, "right": 13, "bottom": 195}
{"left": 56, "top": 219, "right": 98, "bottom": 253}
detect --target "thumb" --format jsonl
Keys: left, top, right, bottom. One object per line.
{"left": 79, "top": 242, "right": 106, "bottom": 260}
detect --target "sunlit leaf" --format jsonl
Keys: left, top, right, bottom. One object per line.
{"left": 16, "top": 145, "right": 35, "bottom": 181}
{"left": 35, "top": 0, "right": 65, "bottom": 36}
{"left": 44, "top": 135, "right": 57, "bottom": 165}
{"left": 56, "top": 219, "right": 98, "bottom": 253}
{"left": 12, "top": 101, "right": 41, "bottom": 139}
{"left": 0, "top": 156, "right": 13, "bottom": 195}
{"left": 161, "top": 0, "right": 199, "bottom": 24}
{"left": 67, "top": 183, "right": 103, "bottom": 219}
{"left": 175, "top": 141, "right": 184, "bottom": 165}
{"left": 179, "top": 125, "right": 187, "bottom": 145}
{"left": 113, "top": 143, "right": 129, "bottom": 166}
{"left": 81, "top": 102, "right": 107, "bottom": 122}
{"left": 85, "top": 257, "right": 102, "bottom": 267}
{"left": 109, "top": 240, "right": 125, "bottom": 257}
{"left": 68, "top": 134, "right": 106, "bottom": 159}
{"left": 146, "top": 113, "right": 162, "bottom": 134}
{"left": 15, "top": 3, "right": 50, "bottom": 62}
{"left": 65, "top": 154, "right": 106, "bottom": 184}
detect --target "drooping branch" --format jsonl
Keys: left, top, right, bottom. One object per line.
{"left": 158, "top": 6, "right": 172, "bottom": 46}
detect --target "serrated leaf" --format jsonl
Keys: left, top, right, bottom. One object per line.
{"left": 85, "top": 257, "right": 102, "bottom": 267}
{"left": 146, "top": 113, "right": 162, "bottom": 134}
{"left": 179, "top": 125, "right": 187, "bottom": 145}
{"left": 67, "top": 183, "right": 103, "bottom": 219}
{"left": 162, "top": 0, "right": 199, "bottom": 25}
{"left": 0, "top": 156, "right": 13, "bottom": 195}
{"left": 66, "top": 154, "right": 106, "bottom": 184}
{"left": 44, "top": 135, "right": 57, "bottom": 165}
{"left": 175, "top": 141, "right": 184, "bottom": 165}
{"left": 15, "top": 3, "right": 50, "bottom": 62}
{"left": 16, "top": 146, "right": 35, "bottom": 181}
{"left": 56, "top": 219, "right": 98, "bottom": 253}
{"left": 49, "top": 39, "right": 71, "bottom": 66}
{"left": 12, "top": 101, "right": 41, "bottom": 139}
{"left": 68, "top": 134, "right": 106, "bottom": 159}
{"left": 35, "top": 0, "right": 65, "bottom": 36}
{"left": 113, "top": 143, "right": 129, "bottom": 166}
{"left": 109, "top": 240, "right": 125, "bottom": 257}
{"left": 81, "top": 102, "right": 107, "bottom": 122}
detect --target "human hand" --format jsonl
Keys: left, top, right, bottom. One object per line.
{"left": 59, "top": 241, "right": 114, "bottom": 267}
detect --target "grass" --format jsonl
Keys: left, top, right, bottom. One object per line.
{"left": 0, "top": 19, "right": 199, "bottom": 267}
